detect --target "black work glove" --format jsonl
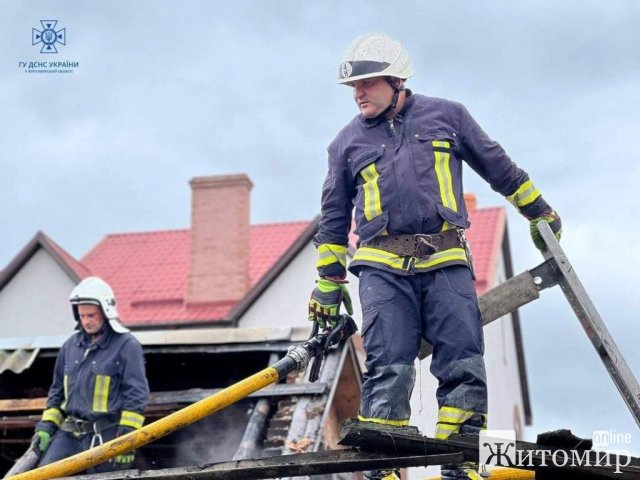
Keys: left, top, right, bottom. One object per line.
{"left": 113, "top": 425, "right": 136, "bottom": 470}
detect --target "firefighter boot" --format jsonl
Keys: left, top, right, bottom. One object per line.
{"left": 364, "top": 468, "right": 401, "bottom": 480}
{"left": 441, "top": 461, "right": 490, "bottom": 479}
{"left": 341, "top": 418, "right": 421, "bottom": 480}
{"left": 440, "top": 416, "right": 490, "bottom": 479}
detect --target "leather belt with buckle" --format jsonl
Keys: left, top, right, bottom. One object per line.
{"left": 362, "top": 229, "right": 462, "bottom": 259}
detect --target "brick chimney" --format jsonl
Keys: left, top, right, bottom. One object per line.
{"left": 187, "top": 174, "right": 253, "bottom": 305}
{"left": 464, "top": 192, "right": 477, "bottom": 212}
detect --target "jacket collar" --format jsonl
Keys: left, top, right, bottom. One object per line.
{"left": 77, "top": 324, "right": 114, "bottom": 349}
{"left": 360, "top": 89, "right": 415, "bottom": 128}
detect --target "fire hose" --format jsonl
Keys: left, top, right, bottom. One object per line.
{"left": 8, "top": 315, "right": 358, "bottom": 480}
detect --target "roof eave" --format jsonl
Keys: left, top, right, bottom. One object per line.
{"left": 0, "top": 231, "right": 84, "bottom": 291}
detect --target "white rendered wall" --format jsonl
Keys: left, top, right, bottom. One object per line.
{"left": 0, "top": 249, "right": 77, "bottom": 340}
{"left": 238, "top": 243, "right": 363, "bottom": 332}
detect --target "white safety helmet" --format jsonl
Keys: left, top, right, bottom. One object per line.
{"left": 337, "top": 33, "right": 414, "bottom": 85}
{"left": 69, "top": 277, "right": 129, "bottom": 333}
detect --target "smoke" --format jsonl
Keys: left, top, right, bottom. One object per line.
{"left": 139, "top": 400, "right": 254, "bottom": 470}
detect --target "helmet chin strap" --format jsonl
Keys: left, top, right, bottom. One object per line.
{"left": 378, "top": 77, "right": 404, "bottom": 119}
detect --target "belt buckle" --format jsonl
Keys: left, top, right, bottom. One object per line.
{"left": 69, "top": 417, "right": 87, "bottom": 435}
{"left": 414, "top": 234, "right": 438, "bottom": 258}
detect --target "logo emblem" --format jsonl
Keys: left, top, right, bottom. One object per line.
{"left": 340, "top": 61, "right": 353, "bottom": 78}
{"left": 32, "top": 20, "right": 66, "bottom": 54}
{"left": 480, "top": 430, "right": 516, "bottom": 467}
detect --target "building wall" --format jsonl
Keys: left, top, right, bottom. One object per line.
{"left": 0, "top": 249, "right": 77, "bottom": 339}
{"left": 238, "top": 243, "right": 364, "bottom": 331}
{"left": 484, "top": 253, "right": 527, "bottom": 438}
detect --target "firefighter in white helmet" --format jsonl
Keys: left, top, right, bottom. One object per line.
{"left": 32, "top": 277, "right": 149, "bottom": 473}
{"left": 309, "top": 33, "right": 562, "bottom": 480}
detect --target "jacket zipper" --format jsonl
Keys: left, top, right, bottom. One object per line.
{"left": 387, "top": 119, "right": 395, "bottom": 137}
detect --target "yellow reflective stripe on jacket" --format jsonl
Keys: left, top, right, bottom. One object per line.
{"left": 414, "top": 248, "right": 467, "bottom": 269}
{"left": 357, "top": 415, "right": 410, "bottom": 426}
{"left": 361, "top": 163, "right": 383, "bottom": 221}
{"left": 352, "top": 247, "right": 408, "bottom": 270}
{"left": 61, "top": 374, "right": 68, "bottom": 411}
{"left": 316, "top": 243, "right": 348, "bottom": 268}
{"left": 120, "top": 410, "right": 145, "bottom": 429}
{"left": 353, "top": 246, "right": 467, "bottom": 271}
{"left": 93, "top": 374, "right": 111, "bottom": 413}
{"left": 433, "top": 140, "right": 458, "bottom": 231}
{"left": 506, "top": 179, "right": 541, "bottom": 208}
{"left": 42, "top": 407, "right": 64, "bottom": 426}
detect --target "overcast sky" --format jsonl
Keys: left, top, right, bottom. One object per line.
{"left": 2, "top": 0, "right": 640, "bottom": 453}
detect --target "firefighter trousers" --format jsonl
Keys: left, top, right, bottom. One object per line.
{"left": 358, "top": 265, "right": 488, "bottom": 430}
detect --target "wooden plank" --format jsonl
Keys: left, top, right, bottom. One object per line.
{"left": 0, "top": 397, "right": 45, "bottom": 412}
{"left": 60, "top": 449, "right": 464, "bottom": 480}
{"left": 419, "top": 270, "right": 540, "bottom": 359}
{"left": 339, "top": 420, "right": 640, "bottom": 479}
{"left": 0, "top": 383, "right": 329, "bottom": 414}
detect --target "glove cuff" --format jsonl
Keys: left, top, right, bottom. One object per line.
{"left": 35, "top": 420, "right": 59, "bottom": 436}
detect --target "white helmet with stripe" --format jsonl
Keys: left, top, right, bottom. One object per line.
{"left": 338, "top": 33, "right": 414, "bottom": 85}
{"left": 69, "top": 277, "right": 129, "bottom": 333}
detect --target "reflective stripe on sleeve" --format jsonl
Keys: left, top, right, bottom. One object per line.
{"left": 316, "top": 243, "right": 348, "bottom": 269}
{"left": 120, "top": 410, "right": 145, "bottom": 429}
{"left": 42, "top": 407, "right": 64, "bottom": 426}
{"left": 506, "top": 179, "right": 541, "bottom": 208}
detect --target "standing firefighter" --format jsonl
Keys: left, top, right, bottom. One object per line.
{"left": 32, "top": 277, "right": 149, "bottom": 474}
{"left": 308, "top": 33, "right": 561, "bottom": 480}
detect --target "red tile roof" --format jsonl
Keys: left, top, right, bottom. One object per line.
{"left": 465, "top": 207, "right": 505, "bottom": 294}
{"left": 31, "top": 207, "right": 503, "bottom": 328}
{"left": 81, "top": 222, "right": 312, "bottom": 326}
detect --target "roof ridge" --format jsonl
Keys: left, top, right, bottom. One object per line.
{"left": 95, "top": 220, "right": 314, "bottom": 239}
{"left": 250, "top": 219, "right": 313, "bottom": 228}
{"left": 102, "top": 228, "right": 190, "bottom": 238}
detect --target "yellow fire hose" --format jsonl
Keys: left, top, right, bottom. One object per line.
{"left": 424, "top": 467, "right": 535, "bottom": 479}
{"left": 9, "top": 316, "right": 357, "bottom": 480}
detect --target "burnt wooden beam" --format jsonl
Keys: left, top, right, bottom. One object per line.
{"left": 60, "top": 449, "right": 464, "bottom": 480}
{"left": 0, "top": 383, "right": 328, "bottom": 415}
{"left": 339, "top": 420, "right": 640, "bottom": 479}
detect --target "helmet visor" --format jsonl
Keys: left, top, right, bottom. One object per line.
{"left": 339, "top": 60, "right": 390, "bottom": 81}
